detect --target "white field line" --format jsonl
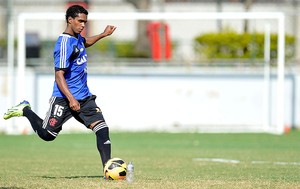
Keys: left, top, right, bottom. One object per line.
{"left": 273, "top": 162, "right": 300, "bottom": 166}
{"left": 192, "top": 158, "right": 240, "bottom": 164}
{"left": 193, "top": 158, "right": 300, "bottom": 166}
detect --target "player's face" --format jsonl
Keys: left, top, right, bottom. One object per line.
{"left": 69, "top": 13, "right": 87, "bottom": 34}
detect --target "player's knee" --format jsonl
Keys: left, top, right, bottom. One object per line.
{"left": 37, "top": 130, "right": 57, "bottom": 142}
{"left": 92, "top": 122, "right": 110, "bottom": 141}
{"left": 43, "top": 135, "right": 56, "bottom": 142}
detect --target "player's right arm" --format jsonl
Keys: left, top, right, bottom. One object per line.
{"left": 53, "top": 35, "right": 80, "bottom": 111}
{"left": 55, "top": 70, "right": 80, "bottom": 111}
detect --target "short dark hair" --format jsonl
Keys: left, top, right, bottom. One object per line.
{"left": 65, "top": 5, "right": 88, "bottom": 22}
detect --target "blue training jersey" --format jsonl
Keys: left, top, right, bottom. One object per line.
{"left": 52, "top": 33, "right": 92, "bottom": 100}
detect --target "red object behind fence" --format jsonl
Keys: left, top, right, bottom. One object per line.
{"left": 147, "top": 22, "right": 171, "bottom": 61}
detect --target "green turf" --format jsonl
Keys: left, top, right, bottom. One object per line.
{"left": 0, "top": 131, "right": 300, "bottom": 189}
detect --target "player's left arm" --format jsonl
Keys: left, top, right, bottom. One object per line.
{"left": 84, "top": 25, "right": 116, "bottom": 48}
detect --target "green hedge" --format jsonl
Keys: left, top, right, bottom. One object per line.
{"left": 194, "top": 30, "right": 295, "bottom": 61}
{"left": 88, "top": 39, "right": 150, "bottom": 58}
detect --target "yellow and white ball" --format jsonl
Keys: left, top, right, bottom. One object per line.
{"left": 104, "top": 158, "right": 127, "bottom": 180}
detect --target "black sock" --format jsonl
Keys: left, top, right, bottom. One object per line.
{"left": 94, "top": 123, "right": 111, "bottom": 167}
{"left": 23, "top": 107, "right": 55, "bottom": 141}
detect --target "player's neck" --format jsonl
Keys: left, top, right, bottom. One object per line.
{"left": 64, "top": 28, "right": 78, "bottom": 38}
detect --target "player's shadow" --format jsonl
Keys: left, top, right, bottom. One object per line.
{"left": 41, "top": 175, "right": 102, "bottom": 179}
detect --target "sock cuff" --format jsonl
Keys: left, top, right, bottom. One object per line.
{"left": 92, "top": 121, "right": 108, "bottom": 133}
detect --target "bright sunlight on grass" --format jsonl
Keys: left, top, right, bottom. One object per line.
{"left": 0, "top": 131, "right": 300, "bottom": 189}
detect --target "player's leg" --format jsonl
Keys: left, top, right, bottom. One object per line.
{"left": 92, "top": 121, "right": 111, "bottom": 167}
{"left": 23, "top": 105, "right": 56, "bottom": 141}
{"left": 74, "top": 95, "right": 111, "bottom": 167}
{"left": 3, "top": 100, "right": 55, "bottom": 141}
{"left": 3, "top": 97, "right": 71, "bottom": 141}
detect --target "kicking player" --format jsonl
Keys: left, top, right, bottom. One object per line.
{"left": 3, "top": 5, "right": 116, "bottom": 168}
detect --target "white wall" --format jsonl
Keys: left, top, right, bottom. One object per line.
{"left": 0, "top": 66, "right": 295, "bottom": 134}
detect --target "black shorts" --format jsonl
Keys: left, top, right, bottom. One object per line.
{"left": 42, "top": 95, "right": 105, "bottom": 134}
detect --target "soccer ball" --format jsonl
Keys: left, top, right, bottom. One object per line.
{"left": 104, "top": 157, "right": 127, "bottom": 180}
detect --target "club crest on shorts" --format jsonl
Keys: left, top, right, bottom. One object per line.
{"left": 49, "top": 118, "right": 58, "bottom": 127}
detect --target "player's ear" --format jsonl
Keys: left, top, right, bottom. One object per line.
{"left": 67, "top": 17, "right": 73, "bottom": 24}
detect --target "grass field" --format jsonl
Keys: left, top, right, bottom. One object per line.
{"left": 0, "top": 131, "right": 300, "bottom": 189}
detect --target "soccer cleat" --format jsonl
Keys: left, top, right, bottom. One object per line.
{"left": 3, "top": 100, "right": 31, "bottom": 120}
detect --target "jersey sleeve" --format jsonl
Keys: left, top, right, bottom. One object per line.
{"left": 82, "top": 36, "right": 86, "bottom": 44}
{"left": 53, "top": 36, "right": 74, "bottom": 70}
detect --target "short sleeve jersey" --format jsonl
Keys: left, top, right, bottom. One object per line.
{"left": 52, "top": 33, "right": 92, "bottom": 100}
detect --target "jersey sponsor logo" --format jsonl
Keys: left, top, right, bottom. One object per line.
{"left": 76, "top": 54, "right": 87, "bottom": 65}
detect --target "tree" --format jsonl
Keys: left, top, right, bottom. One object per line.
{"left": 216, "top": 0, "right": 223, "bottom": 32}
{"left": 242, "top": 0, "right": 253, "bottom": 33}
{"left": 126, "top": 0, "right": 152, "bottom": 57}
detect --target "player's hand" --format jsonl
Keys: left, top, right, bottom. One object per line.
{"left": 69, "top": 99, "right": 80, "bottom": 112}
{"left": 102, "top": 25, "right": 117, "bottom": 37}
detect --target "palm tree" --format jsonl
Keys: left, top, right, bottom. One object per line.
{"left": 126, "top": 0, "right": 152, "bottom": 57}
{"left": 242, "top": 0, "right": 253, "bottom": 33}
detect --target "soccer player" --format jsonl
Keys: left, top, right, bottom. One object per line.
{"left": 3, "top": 5, "right": 116, "bottom": 169}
